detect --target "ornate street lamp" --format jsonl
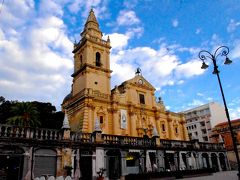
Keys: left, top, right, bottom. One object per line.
{"left": 199, "top": 45, "right": 240, "bottom": 178}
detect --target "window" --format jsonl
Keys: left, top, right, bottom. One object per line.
{"left": 100, "top": 116, "right": 103, "bottom": 124}
{"left": 203, "top": 136, "right": 208, "bottom": 141}
{"left": 96, "top": 52, "right": 101, "bottom": 67}
{"left": 175, "top": 127, "right": 178, "bottom": 134}
{"left": 162, "top": 124, "right": 165, "bottom": 131}
{"left": 139, "top": 94, "right": 145, "bottom": 104}
{"left": 200, "top": 122, "right": 205, "bottom": 126}
{"left": 80, "top": 55, "right": 83, "bottom": 66}
{"left": 202, "top": 129, "right": 207, "bottom": 134}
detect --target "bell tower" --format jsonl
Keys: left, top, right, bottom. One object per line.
{"left": 72, "top": 9, "right": 111, "bottom": 96}
{"left": 62, "top": 9, "right": 112, "bottom": 133}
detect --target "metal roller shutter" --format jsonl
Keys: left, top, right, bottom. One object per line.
{"left": 34, "top": 149, "right": 57, "bottom": 178}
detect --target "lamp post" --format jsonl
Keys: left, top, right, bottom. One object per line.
{"left": 198, "top": 45, "right": 240, "bottom": 178}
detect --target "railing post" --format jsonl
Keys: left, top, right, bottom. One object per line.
{"left": 93, "top": 131, "right": 103, "bottom": 143}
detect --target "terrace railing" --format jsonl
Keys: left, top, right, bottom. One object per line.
{"left": 0, "top": 124, "right": 225, "bottom": 151}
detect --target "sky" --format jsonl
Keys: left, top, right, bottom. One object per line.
{"left": 0, "top": 0, "right": 240, "bottom": 122}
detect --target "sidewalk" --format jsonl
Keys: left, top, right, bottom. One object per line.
{"left": 180, "top": 170, "right": 238, "bottom": 180}
{"left": 150, "top": 171, "right": 238, "bottom": 180}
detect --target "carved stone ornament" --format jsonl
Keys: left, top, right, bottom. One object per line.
{"left": 62, "top": 111, "right": 70, "bottom": 129}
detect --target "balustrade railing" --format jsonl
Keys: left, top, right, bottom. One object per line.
{"left": 0, "top": 124, "right": 62, "bottom": 141}
{"left": 102, "top": 134, "right": 156, "bottom": 147}
{"left": 0, "top": 124, "right": 225, "bottom": 151}
{"left": 71, "top": 132, "right": 92, "bottom": 143}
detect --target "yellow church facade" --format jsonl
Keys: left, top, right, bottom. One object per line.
{"left": 62, "top": 9, "right": 188, "bottom": 141}
{"left": 0, "top": 9, "right": 230, "bottom": 180}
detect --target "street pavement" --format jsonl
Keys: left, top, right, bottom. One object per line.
{"left": 151, "top": 171, "right": 239, "bottom": 180}
{"left": 181, "top": 170, "right": 238, "bottom": 180}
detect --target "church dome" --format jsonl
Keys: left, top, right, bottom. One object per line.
{"left": 62, "top": 93, "right": 72, "bottom": 104}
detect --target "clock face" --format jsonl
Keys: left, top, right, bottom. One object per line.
{"left": 138, "top": 79, "right": 143, "bottom": 84}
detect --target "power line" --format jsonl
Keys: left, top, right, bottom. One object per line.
{"left": 0, "top": 0, "right": 4, "bottom": 15}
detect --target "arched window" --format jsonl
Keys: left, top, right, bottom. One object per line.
{"left": 96, "top": 52, "right": 101, "bottom": 67}
{"left": 80, "top": 55, "right": 83, "bottom": 67}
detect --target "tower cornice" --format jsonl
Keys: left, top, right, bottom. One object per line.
{"left": 71, "top": 63, "right": 112, "bottom": 78}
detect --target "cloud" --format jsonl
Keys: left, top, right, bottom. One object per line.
{"left": 197, "top": 93, "right": 204, "bottom": 97}
{"left": 123, "top": 0, "right": 138, "bottom": 9}
{"left": 39, "top": 0, "right": 63, "bottom": 16}
{"left": 172, "top": 19, "right": 179, "bottom": 27}
{"left": 0, "top": 0, "right": 34, "bottom": 28}
{"left": 231, "top": 41, "right": 240, "bottom": 59}
{"left": 195, "top": 28, "right": 201, "bottom": 34}
{"left": 227, "top": 19, "right": 240, "bottom": 33}
{"left": 109, "top": 43, "right": 205, "bottom": 89}
{"left": 126, "top": 27, "right": 144, "bottom": 38}
{"left": 175, "top": 59, "right": 205, "bottom": 78}
{"left": 228, "top": 97, "right": 240, "bottom": 119}
{"left": 68, "top": 0, "right": 109, "bottom": 19}
{"left": 103, "top": 33, "right": 130, "bottom": 50}
{"left": 188, "top": 99, "right": 204, "bottom": 107}
{"left": 0, "top": 0, "right": 73, "bottom": 109}
{"left": 117, "top": 10, "right": 140, "bottom": 26}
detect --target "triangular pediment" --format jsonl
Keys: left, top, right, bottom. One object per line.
{"left": 124, "top": 75, "right": 156, "bottom": 91}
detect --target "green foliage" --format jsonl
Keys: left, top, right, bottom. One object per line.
{"left": 0, "top": 97, "right": 64, "bottom": 129}
{"left": 97, "top": 168, "right": 106, "bottom": 177}
{"left": 7, "top": 102, "right": 40, "bottom": 127}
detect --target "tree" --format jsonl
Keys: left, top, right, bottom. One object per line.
{"left": 0, "top": 97, "right": 64, "bottom": 129}
{"left": 7, "top": 102, "right": 40, "bottom": 127}
{"left": 0, "top": 96, "right": 5, "bottom": 105}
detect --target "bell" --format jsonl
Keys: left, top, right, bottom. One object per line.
{"left": 224, "top": 57, "right": 232, "bottom": 65}
{"left": 201, "top": 62, "right": 209, "bottom": 69}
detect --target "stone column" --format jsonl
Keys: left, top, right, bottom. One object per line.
{"left": 113, "top": 109, "right": 119, "bottom": 135}
{"left": 82, "top": 106, "right": 89, "bottom": 132}
{"left": 129, "top": 109, "right": 136, "bottom": 136}
{"left": 198, "top": 153, "right": 203, "bottom": 169}
{"left": 156, "top": 150, "right": 165, "bottom": 171}
{"left": 92, "top": 151, "right": 97, "bottom": 178}
{"left": 87, "top": 103, "right": 94, "bottom": 132}
{"left": 174, "top": 153, "right": 179, "bottom": 170}
{"left": 208, "top": 153, "right": 212, "bottom": 168}
{"left": 23, "top": 147, "right": 33, "bottom": 180}
{"left": 56, "top": 148, "right": 62, "bottom": 177}
{"left": 71, "top": 150, "right": 75, "bottom": 177}
{"left": 96, "top": 147, "right": 105, "bottom": 177}
{"left": 217, "top": 154, "right": 222, "bottom": 171}
{"left": 167, "top": 118, "right": 172, "bottom": 139}
{"left": 121, "top": 151, "right": 127, "bottom": 177}
{"left": 225, "top": 153, "right": 231, "bottom": 170}
{"left": 74, "top": 149, "right": 81, "bottom": 180}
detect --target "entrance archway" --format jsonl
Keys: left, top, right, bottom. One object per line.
{"left": 106, "top": 149, "right": 121, "bottom": 179}
{"left": 202, "top": 153, "right": 210, "bottom": 169}
{"left": 164, "top": 152, "right": 175, "bottom": 171}
{"left": 211, "top": 153, "right": 218, "bottom": 171}
{"left": 0, "top": 146, "right": 24, "bottom": 180}
{"left": 80, "top": 150, "right": 93, "bottom": 180}
{"left": 219, "top": 153, "right": 227, "bottom": 171}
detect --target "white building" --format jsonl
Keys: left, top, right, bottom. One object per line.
{"left": 182, "top": 102, "right": 227, "bottom": 142}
